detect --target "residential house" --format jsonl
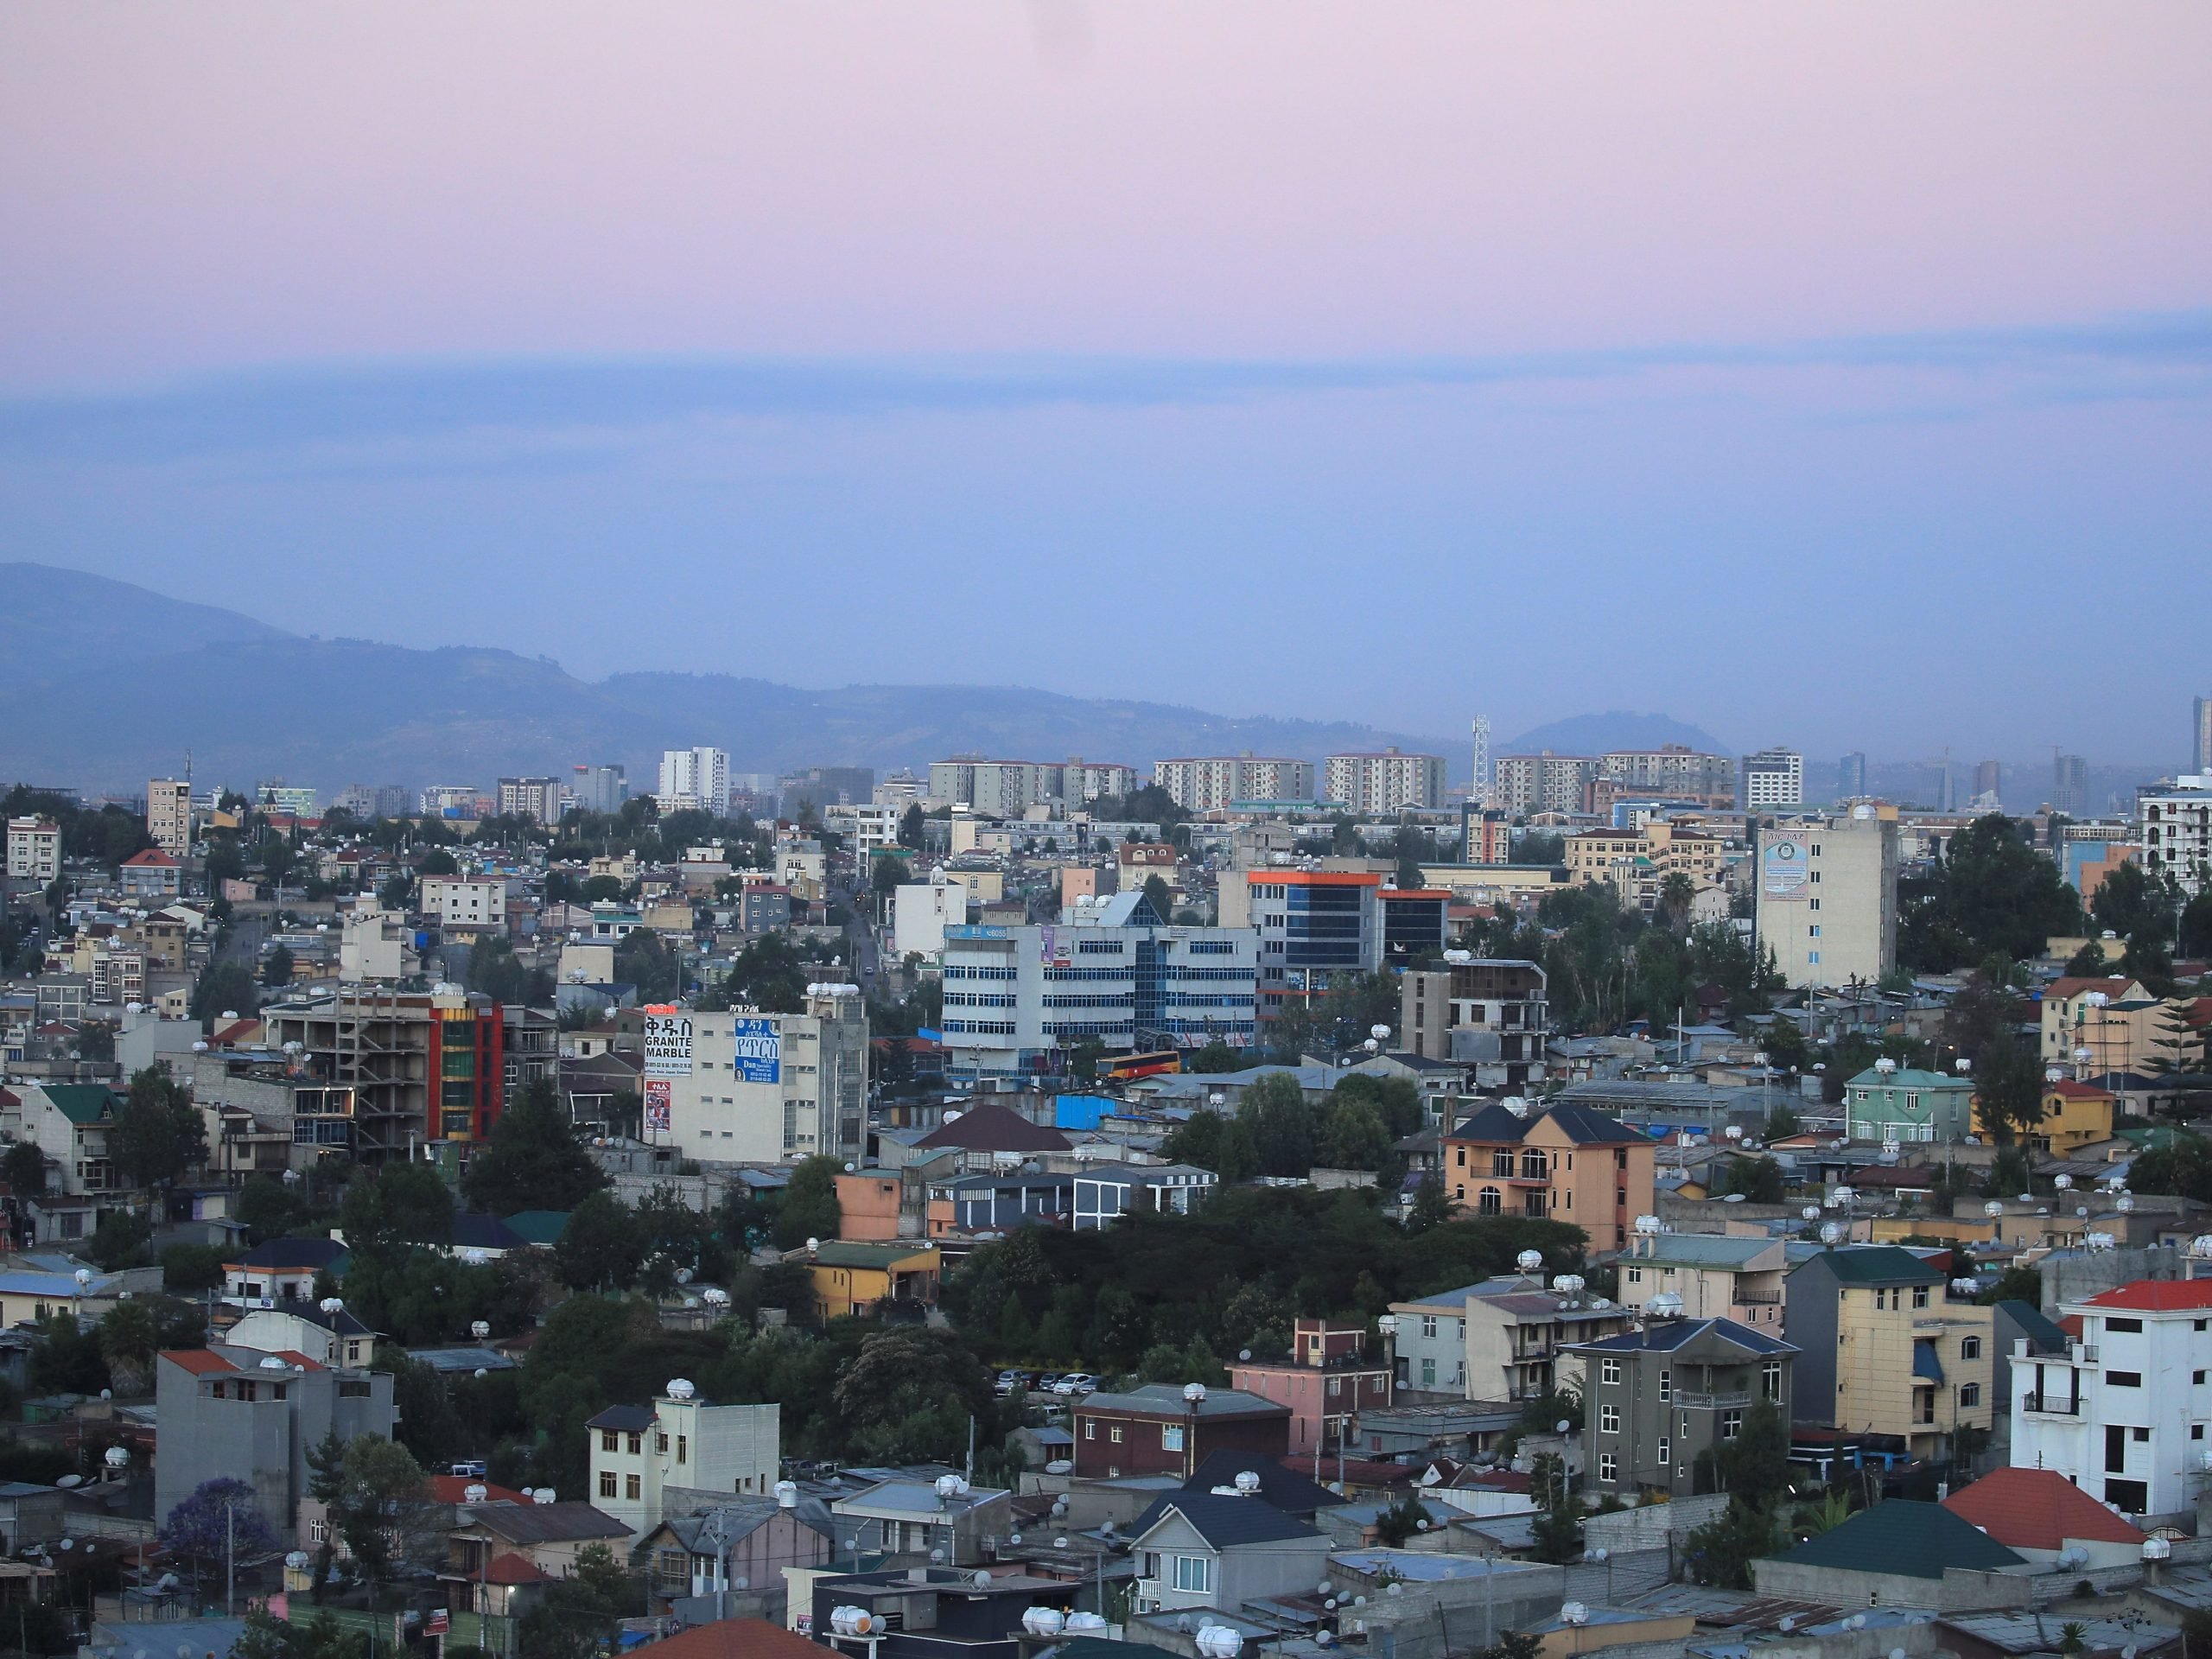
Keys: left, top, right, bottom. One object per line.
{"left": 2010, "top": 1277, "right": 2212, "bottom": 1519}
{"left": 2040, "top": 976, "right": 2162, "bottom": 1074}
{"left": 221, "top": 1236, "right": 349, "bottom": 1309}
{"left": 1561, "top": 1316, "right": 1796, "bottom": 1498}
{"left": 1783, "top": 1246, "right": 1995, "bottom": 1465}
{"left": 1978, "top": 1078, "right": 2116, "bottom": 1155}
{"left": 830, "top": 1477, "right": 1012, "bottom": 1566}
{"left": 1125, "top": 1491, "right": 1330, "bottom": 1615}
{"left": 1751, "top": 1499, "right": 2025, "bottom": 1607}
{"left": 1940, "top": 1466, "right": 2148, "bottom": 1567}
{"left": 449, "top": 1498, "right": 632, "bottom": 1580}
{"left": 2, "top": 1083, "right": 121, "bottom": 1209}
{"left": 1228, "top": 1319, "right": 1392, "bottom": 1458}
{"left": 1398, "top": 958, "right": 1548, "bottom": 1089}
{"left": 588, "top": 1387, "right": 779, "bottom": 1539}
{"left": 1071, "top": 1163, "right": 1216, "bottom": 1229}
{"left": 807, "top": 1242, "right": 940, "bottom": 1320}
{"left": 632, "top": 1499, "right": 833, "bottom": 1621}
{"left": 118, "top": 849, "right": 181, "bottom": 900}
{"left": 1439, "top": 1099, "right": 1656, "bottom": 1252}
{"left": 1840, "top": 1065, "right": 1977, "bottom": 1145}
{"left": 1618, "top": 1232, "right": 1788, "bottom": 1332}
{"left": 1461, "top": 1278, "right": 1637, "bottom": 1404}
{"left": 226, "top": 1301, "right": 379, "bottom": 1370}
{"left": 1071, "top": 1384, "right": 1292, "bottom": 1481}
{"left": 925, "top": 1172, "right": 1071, "bottom": 1236}
{"left": 1386, "top": 1283, "right": 1485, "bottom": 1396}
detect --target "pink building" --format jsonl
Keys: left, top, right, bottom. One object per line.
{"left": 1229, "top": 1319, "right": 1392, "bottom": 1458}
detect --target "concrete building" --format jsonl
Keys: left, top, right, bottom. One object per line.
{"left": 662, "top": 989, "right": 868, "bottom": 1166}
{"left": 1598, "top": 747, "right": 1737, "bottom": 809}
{"left": 1228, "top": 1319, "right": 1391, "bottom": 1458}
{"left": 497, "top": 776, "right": 563, "bottom": 823}
{"left": 0, "top": 1081, "right": 120, "bottom": 1206}
{"left": 1154, "top": 754, "right": 1316, "bottom": 811}
{"left": 1838, "top": 752, "right": 1868, "bottom": 798}
{"left": 1324, "top": 749, "right": 1446, "bottom": 814}
{"left": 1618, "top": 1233, "right": 1789, "bottom": 1332}
{"left": 925, "top": 757, "right": 1134, "bottom": 815}
{"left": 5, "top": 817, "right": 60, "bottom": 883}
{"left": 1227, "top": 869, "right": 1382, "bottom": 1025}
{"left": 147, "top": 778, "right": 192, "bottom": 856}
{"left": 1493, "top": 753, "right": 1599, "bottom": 816}
{"left": 2010, "top": 1277, "right": 2212, "bottom": 1521}
{"left": 1562, "top": 822, "right": 1724, "bottom": 911}
{"left": 1740, "top": 747, "right": 1805, "bottom": 810}
{"left": 1460, "top": 805, "right": 1514, "bottom": 864}
{"left": 1462, "top": 1277, "right": 1636, "bottom": 1403}
{"left": 1126, "top": 1492, "right": 1330, "bottom": 1616}
{"left": 823, "top": 802, "right": 900, "bottom": 865}
{"left": 937, "top": 892, "right": 1257, "bottom": 1082}
{"left": 2037, "top": 974, "right": 2164, "bottom": 1073}
{"left": 338, "top": 906, "right": 412, "bottom": 982}
{"left": 571, "top": 762, "right": 628, "bottom": 815}
{"left": 2054, "top": 752, "right": 2090, "bottom": 816}
{"left": 1440, "top": 1099, "right": 1656, "bottom": 1253}
{"left": 658, "top": 747, "right": 731, "bottom": 814}
{"left": 421, "top": 875, "right": 508, "bottom": 935}
{"left": 1783, "top": 1246, "right": 1994, "bottom": 1465}
{"left": 154, "top": 1344, "right": 397, "bottom": 1545}
{"left": 588, "top": 1385, "right": 779, "bottom": 1540}
{"left": 1564, "top": 1315, "right": 1796, "bottom": 1499}
{"left": 257, "top": 783, "right": 317, "bottom": 817}
{"left": 2141, "top": 776, "right": 2212, "bottom": 897}
{"left": 119, "top": 848, "right": 181, "bottom": 899}
{"left": 1399, "top": 958, "right": 1548, "bottom": 1089}
{"left": 419, "top": 785, "right": 479, "bottom": 818}
{"left": 1754, "top": 810, "right": 1899, "bottom": 989}
{"left": 779, "top": 766, "right": 877, "bottom": 817}
{"left": 1840, "top": 1063, "right": 1977, "bottom": 1144}
{"left": 1071, "top": 1163, "right": 1216, "bottom": 1228}
{"left": 892, "top": 880, "right": 969, "bottom": 958}
{"left": 258, "top": 986, "right": 507, "bottom": 1161}
{"left": 1071, "top": 1384, "right": 1291, "bottom": 1481}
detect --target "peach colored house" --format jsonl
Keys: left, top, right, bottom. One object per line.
{"left": 1229, "top": 1319, "right": 1391, "bottom": 1458}
{"left": 1441, "top": 1101, "right": 1656, "bottom": 1255}
{"left": 833, "top": 1172, "right": 905, "bottom": 1243}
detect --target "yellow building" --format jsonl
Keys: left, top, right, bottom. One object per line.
{"left": 807, "top": 1241, "right": 940, "bottom": 1320}
{"left": 1975, "top": 1079, "right": 2115, "bottom": 1154}
{"left": 2039, "top": 976, "right": 2161, "bottom": 1071}
{"left": 1562, "top": 822, "right": 1725, "bottom": 910}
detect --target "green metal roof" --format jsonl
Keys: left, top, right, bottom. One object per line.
{"left": 501, "top": 1210, "right": 570, "bottom": 1245}
{"left": 1792, "top": 1245, "right": 1943, "bottom": 1287}
{"left": 1773, "top": 1499, "right": 2024, "bottom": 1580}
{"left": 37, "top": 1084, "right": 118, "bottom": 1126}
{"left": 813, "top": 1241, "right": 937, "bottom": 1269}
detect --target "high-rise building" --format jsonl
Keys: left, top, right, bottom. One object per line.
{"left": 925, "top": 758, "right": 1135, "bottom": 816}
{"left": 1753, "top": 810, "right": 1899, "bottom": 989}
{"left": 2141, "top": 778, "right": 2212, "bottom": 898}
{"left": 1973, "top": 760, "right": 2001, "bottom": 802}
{"left": 1152, "top": 755, "right": 1316, "bottom": 811}
{"left": 1597, "top": 746, "right": 1735, "bottom": 808}
{"left": 258, "top": 985, "right": 507, "bottom": 1161}
{"left": 334, "top": 785, "right": 410, "bottom": 820}
{"left": 147, "top": 778, "right": 192, "bottom": 856}
{"left": 1493, "top": 752, "right": 1599, "bottom": 815}
{"left": 658, "top": 747, "right": 731, "bottom": 814}
{"left": 2053, "top": 753, "right": 2088, "bottom": 816}
{"left": 661, "top": 988, "right": 868, "bottom": 1169}
{"left": 1323, "top": 749, "right": 1446, "bottom": 814}
{"left": 1739, "top": 747, "right": 1804, "bottom": 811}
{"left": 571, "top": 763, "right": 628, "bottom": 816}
{"left": 5, "top": 817, "right": 60, "bottom": 882}
{"left": 2195, "top": 696, "right": 2212, "bottom": 776}
{"left": 1470, "top": 715, "right": 1493, "bottom": 807}
{"left": 779, "top": 766, "right": 878, "bottom": 818}
{"left": 497, "top": 776, "right": 563, "bottom": 823}
{"left": 1838, "top": 753, "right": 1868, "bottom": 799}
{"left": 256, "top": 783, "right": 318, "bottom": 817}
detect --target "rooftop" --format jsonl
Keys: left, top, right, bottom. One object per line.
{"left": 1770, "top": 1499, "right": 2024, "bottom": 1580}
{"left": 1941, "top": 1467, "right": 2147, "bottom": 1551}
{"left": 1129, "top": 1492, "right": 1319, "bottom": 1549}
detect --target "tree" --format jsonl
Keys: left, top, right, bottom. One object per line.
{"left": 1683, "top": 1497, "right": 1779, "bottom": 1589}
{"left": 1900, "top": 817, "right": 2081, "bottom": 969}
{"left": 2092, "top": 862, "right": 2179, "bottom": 954}
{"left": 614, "top": 927, "right": 680, "bottom": 1001}
{"left": 189, "top": 961, "right": 261, "bottom": 1031}
{"left": 110, "top": 1065, "right": 208, "bottom": 1189}
{"left": 263, "top": 942, "right": 296, "bottom": 988}
{"left": 2181, "top": 888, "right": 2212, "bottom": 959}
{"left": 775, "top": 1154, "right": 843, "bottom": 1249}
{"left": 1720, "top": 1156, "right": 1783, "bottom": 1204}
{"left": 1320, "top": 1099, "right": 1394, "bottom": 1172}
{"left": 1700, "top": 1400, "right": 1791, "bottom": 1509}
{"left": 417, "top": 848, "right": 461, "bottom": 877}
{"left": 1408, "top": 1169, "right": 1452, "bottom": 1231}
{"left": 99, "top": 1299, "right": 160, "bottom": 1395}
{"left": 1373, "top": 1494, "right": 1432, "bottom": 1548}
{"left": 556, "top": 1192, "right": 646, "bottom": 1291}
{"left": 872, "top": 855, "right": 907, "bottom": 898}
{"left": 1185, "top": 1040, "right": 1242, "bottom": 1074}
{"left": 462, "top": 1080, "right": 606, "bottom": 1214}
{"left": 1971, "top": 1031, "right": 2047, "bottom": 1147}
{"left": 161, "top": 1476, "right": 276, "bottom": 1582}
{"left": 1237, "top": 1072, "right": 1317, "bottom": 1177}
{"left": 1526, "top": 1452, "right": 1582, "bottom": 1562}
{"left": 898, "top": 804, "right": 926, "bottom": 849}
{"left": 330, "top": 1435, "right": 442, "bottom": 1608}
{"left": 3, "top": 1141, "right": 48, "bottom": 1198}
{"left": 339, "top": 1162, "right": 454, "bottom": 1254}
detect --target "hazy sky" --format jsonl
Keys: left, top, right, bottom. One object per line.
{"left": 3, "top": 4, "right": 2208, "bottom": 761}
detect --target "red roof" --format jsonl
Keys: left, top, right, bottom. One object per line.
{"left": 2046, "top": 1079, "right": 2116, "bottom": 1101}
{"left": 163, "top": 1349, "right": 237, "bottom": 1375}
{"left": 270, "top": 1350, "right": 326, "bottom": 1371}
{"left": 1942, "top": 1466, "right": 2146, "bottom": 1549}
{"left": 210, "top": 1020, "right": 259, "bottom": 1046}
{"left": 433, "top": 1476, "right": 530, "bottom": 1507}
{"left": 482, "top": 1551, "right": 552, "bottom": 1585}
{"left": 2045, "top": 976, "right": 2145, "bottom": 1001}
{"left": 123, "top": 849, "right": 178, "bottom": 867}
{"left": 2081, "top": 1280, "right": 2212, "bottom": 1313}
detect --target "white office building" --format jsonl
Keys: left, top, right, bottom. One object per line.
{"left": 938, "top": 892, "right": 1259, "bottom": 1081}
{"left": 2012, "top": 1278, "right": 2212, "bottom": 1520}
{"left": 2142, "top": 776, "right": 2212, "bottom": 898}
{"left": 658, "top": 747, "right": 732, "bottom": 815}
{"left": 5, "top": 817, "right": 60, "bottom": 882}
{"left": 419, "top": 876, "right": 508, "bottom": 933}
{"left": 1753, "top": 810, "right": 1897, "bottom": 989}
{"left": 662, "top": 989, "right": 868, "bottom": 1165}
{"left": 824, "top": 802, "right": 902, "bottom": 865}
{"left": 1740, "top": 747, "right": 1805, "bottom": 810}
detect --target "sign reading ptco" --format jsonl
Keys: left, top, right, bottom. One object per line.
{"left": 1760, "top": 830, "right": 1811, "bottom": 901}
{"left": 731, "top": 1018, "right": 782, "bottom": 1084}
{"left": 641, "top": 1008, "right": 696, "bottom": 1077}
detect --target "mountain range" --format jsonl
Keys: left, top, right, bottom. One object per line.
{"left": 0, "top": 563, "right": 1727, "bottom": 794}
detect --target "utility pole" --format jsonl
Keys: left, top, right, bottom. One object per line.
{"left": 226, "top": 1498, "right": 235, "bottom": 1617}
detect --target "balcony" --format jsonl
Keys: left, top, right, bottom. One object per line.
{"left": 1676, "top": 1391, "right": 1751, "bottom": 1409}
{"left": 2020, "top": 1392, "right": 2080, "bottom": 1417}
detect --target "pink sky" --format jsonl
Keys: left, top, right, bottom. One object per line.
{"left": 3, "top": 3, "right": 2208, "bottom": 385}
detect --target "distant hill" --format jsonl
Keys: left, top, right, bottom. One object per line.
{"left": 0, "top": 563, "right": 1462, "bottom": 792}
{"left": 1500, "top": 710, "right": 1731, "bottom": 758}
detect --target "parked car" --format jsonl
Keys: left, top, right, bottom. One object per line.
{"left": 1051, "top": 1373, "right": 1096, "bottom": 1395}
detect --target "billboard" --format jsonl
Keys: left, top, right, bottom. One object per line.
{"left": 1761, "top": 830, "right": 1811, "bottom": 901}
{"left": 641, "top": 1008, "right": 695, "bottom": 1077}
{"left": 731, "top": 1018, "right": 782, "bottom": 1084}
{"left": 644, "top": 1077, "right": 672, "bottom": 1134}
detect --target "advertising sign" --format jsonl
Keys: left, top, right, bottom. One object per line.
{"left": 644, "top": 1078, "right": 672, "bottom": 1134}
{"left": 731, "top": 1018, "right": 782, "bottom": 1084}
{"left": 1761, "top": 830, "right": 1811, "bottom": 901}
{"left": 641, "top": 1007, "right": 695, "bottom": 1077}
{"left": 1039, "top": 925, "right": 1071, "bottom": 967}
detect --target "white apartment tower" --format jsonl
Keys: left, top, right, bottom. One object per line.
{"left": 658, "top": 747, "right": 731, "bottom": 815}
{"left": 1323, "top": 749, "right": 1446, "bottom": 814}
{"left": 2142, "top": 777, "right": 2212, "bottom": 898}
{"left": 1740, "top": 747, "right": 1805, "bottom": 811}
{"left": 1152, "top": 755, "right": 1317, "bottom": 811}
{"left": 147, "top": 779, "right": 193, "bottom": 856}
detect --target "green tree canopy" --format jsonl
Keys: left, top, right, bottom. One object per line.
{"left": 110, "top": 1065, "right": 209, "bottom": 1189}
{"left": 775, "top": 1154, "right": 843, "bottom": 1249}
{"left": 461, "top": 1079, "right": 606, "bottom": 1215}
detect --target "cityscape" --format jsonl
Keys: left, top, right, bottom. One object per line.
{"left": 3, "top": 7, "right": 2211, "bottom": 1659}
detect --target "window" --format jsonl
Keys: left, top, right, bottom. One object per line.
{"left": 2110, "top": 1371, "right": 2144, "bottom": 1388}
{"left": 1599, "top": 1405, "right": 1619, "bottom": 1433}
{"left": 2197, "top": 1371, "right": 2208, "bottom": 1386}
{"left": 1161, "top": 1426, "right": 1184, "bottom": 1450}
{"left": 308, "top": 1520, "right": 329, "bottom": 1543}
{"left": 1478, "top": 1187, "right": 1502, "bottom": 1216}
{"left": 1626, "top": 1267, "right": 1643, "bottom": 1285}
{"left": 1600, "top": 1358, "right": 1622, "bottom": 1386}
{"left": 627, "top": 1433, "right": 643, "bottom": 1454}
{"left": 1421, "top": 1315, "right": 1439, "bottom": 1339}
{"left": 1084, "top": 1421, "right": 1096, "bottom": 1440}
{"left": 1912, "top": 1286, "right": 1929, "bottom": 1308}
{"left": 2106, "top": 1317, "right": 2143, "bottom": 1333}
{"left": 626, "top": 1473, "right": 642, "bottom": 1501}
{"left": 601, "top": 1431, "right": 619, "bottom": 1452}
{"left": 1720, "top": 1409, "right": 1744, "bottom": 1440}
{"left": 656, "top": 1432, "right": 670, "bottom": 1454}
{"left": 1109, "top": 1426, "right": 1123, "bottom": 1444}
{"left": 600, "top": 1471, "right": 618, "bottom": 1498}
{"left": 1172, "top": 1555, "right": 1214, "bottom": 1594}
{"left": 1598, "top": 1454, "right": 1618, "bottom": 1483}
{"left": 1421, "top": 1357, "right": 1436, "bottom": 1387}
{"left": 1959, "top": 1383, "right": 1980, "bottom": 1408}
{"left": 1656, "top": 1438, "right": 1670, "bottom": 1466}
{"left": 1657, "top": 1369, "right": 1670, "bottom": 1402}
{"left": 1761, "top": 1362, "right": 1783, "bottom": 1400}
{"left": 677, "top": 1435, "right": 687, "bottom": 1465}
{"left": 2133, "top": 1427, "right": 2151, "bottom": 1442}
{"left": 1961, "top": 1337, "right": 1981, "bottom": 1361}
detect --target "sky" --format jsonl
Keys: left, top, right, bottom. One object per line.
{"left": 2, "top": 3, "right": 2209, "bottom": 764}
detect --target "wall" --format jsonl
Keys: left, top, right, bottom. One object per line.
{"left": 1579, "top": 1492, "right": 1726, "bottom": 1554}
{"left": 1751, "top": 1559, "right": 2034, "bottom": 1612}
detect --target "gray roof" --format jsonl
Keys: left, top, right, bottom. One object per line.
{"left": 1625, "top": 1234, "right": 1777, "bottom": 1270}
{"left": 467, "top": 1501, "right": 630, "bottom": 1543}
{"left": 1564, "top": 1316, "right": 1797, "bottom": 1358}
{"left": 586, "top": 1404, "right": 655, "bottom": 1432}
{"left": 1082, "top": 1385, "right": 1289, "bottom": 1420}
{"left": 1131, "top": 1493, "right": 1320, "bottom": 1549}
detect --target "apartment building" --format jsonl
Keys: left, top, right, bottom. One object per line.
{"left": 1494, "top": 753, "right": 1599, "bottom": 816}
{"left": 779, "top": 765, "right": 878, "bottom": 817}
{"left": 1154, "top": 754, "right": 1318, "bottom": 811}
{"left": 570, "top": 762, "right": 628, "bottom": 815}
{"left": 1070, "top": 1384, "right": 1291, "bottom": 1481}
{"left": 419, "top": 785, "right": 479, "bottom": 818}
{"left": 1565, "top": 1316, "right": 1796, "bottom": 1499}
{"left": 1461, "top": 805, "right": 1514, "bottom": 864}
{"left": 1783, "top": 1246, "right": 1994, "bottom": 1465}
{"left": 258, "top": 986, "right": 507, "bottom": 1160}
{"left": 1740, "top": 747, "right": 1805, "bottom": 810}
{"left": 1324, "top": 749, "right": 1446, "bottom": 814}
{"left": 1399, "top": 957, "right": 1548, "bottom": 1088}
{"left": 658, "top": 747, "right": 731, "bottom": 814}
{"left": 662, "top": 988, "right": 868, "bottom": 1165}
{"left": 1229, "top": 1319, "right": 1391, "bottom": 1457}
{"left": 1753, "top": 810, "right": 1898, "bottom": 989}
{"left": 1463, "top": 1277, "right": 1636, "bottom": 1403}
{"left": 2038, "top": 975, "right": 2164, "bottom": 1073}
{"left": 119, "top": 848, "right": 181, "bottom": 899}
{"left": 2011, "top": 1279, "right": 2212, "bottom": 1518}
{"left": 1440, "top": 1099, "right": 1656, "bottom": 1253}
{"left": 496, "top": 775, "right": 563, "bottom": 823}
{"left": 2141, "top": 778, "right": 2212, "bottom": 896}
{"left": 1598, "top": 747, "right": 1737, "bottom": 808}
{"left": 257, "top": 784, "right": 317, "bottom": 817}
{"left": 824, "top": 802, "right": 901, "bottom": 864}
{"left": 1979, "top": 1078, "right": 2117, "bottom": 1155}
{"left": 588, "top": 1386, "right": 779, "bottom": 1540}
{"left": 0, "top": 1082, "right": 121, "bottom": 1208}
{"left": 892, "top": 880, "right": 968, "bottom": 958}
{"left": 420, "top": 875, "right": 508, "bottom": 935}
{"left": 5, "top": 817, "right": 60, "bottom": 882}
{"left": 1618, "top": 1232, "right": 1789, "bottom": 1332}
{"left": 147, "top": 777, "right": 192, "bottom": 855}
{"left": 1563, "top": 822, "right": 1724, "bottom": 909}
{"left": 937, "top": 892, "right": 1258, "bottom": 1080}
